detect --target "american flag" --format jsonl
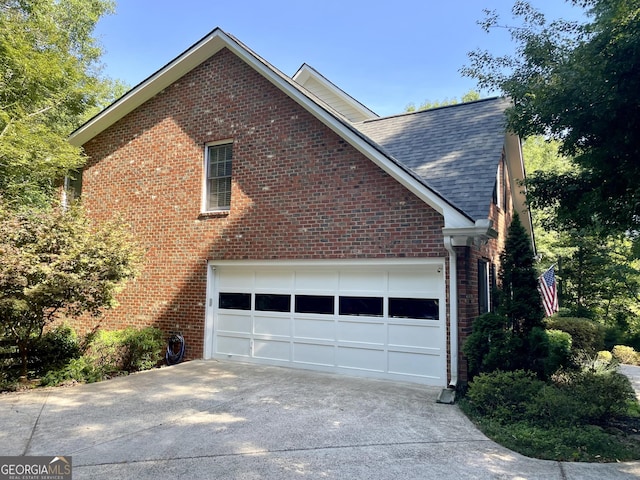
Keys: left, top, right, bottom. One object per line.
{"left": 538, "top": 265, "right": 559, "bottom": 317}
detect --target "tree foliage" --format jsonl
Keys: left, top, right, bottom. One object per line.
{"left": 462, "top": 0, "right": 640, "bottom": 236}
{"left": 0, "top": 0, "right": 120, "bottom": 206}
{"left": 0, "top": 201, "right": 143, "bottom": 377}
{"left": 405, "top": 90, "right": 481, "bottom": 112}
{"left": 522, "top": 137, "right": 640, "bottom": 331}
{"left": 499, "top": 212, "right": 545, "bottom": 334}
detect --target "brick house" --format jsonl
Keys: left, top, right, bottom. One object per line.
{"left": 68, "top": 28, "right": 532, "bottom": 388}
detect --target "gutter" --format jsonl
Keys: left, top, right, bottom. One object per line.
{"left": 443, "top": 234, "right": 459, "bottom": 390}
{"left": 441, "top": 219, "right": 498, "bottom": 392}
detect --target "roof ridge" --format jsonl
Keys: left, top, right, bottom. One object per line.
{"left": 357, "top": 96, "right": 506, "bottom": 125}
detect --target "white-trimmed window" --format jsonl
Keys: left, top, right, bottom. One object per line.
{"left": 61, "top": 170, "right": 82, "bottom": 209}
{"left": 204, "top": 142, "right": 233, "bottom": 211}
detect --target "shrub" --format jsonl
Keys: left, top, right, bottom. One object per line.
{"left": 30, "top": 324, "right": 81, "bottom": 376}
{"left": 463, "top": 313, "right": 513, "bottom": 377}
{"left": 597, "top": 350, "right": 613, "bottom": 363}
{"left": 612, "top": 345, "right": 640, "bottom": 365}
{"left": 464, "top": 370, "right": 545, "bottom": 420}
{"left": 543, "top": 329, "right": 572, "bottom": 377}
{"left": 121, "top": 327, "right": 164, "bottom": 371}
{"left": 551, "top": 353, "right": 635, "bottom": 424}
{"left": 41, "top": 356, "right": 104, "bottom": 386}
{"left": 563, "top": 370, "right": 636, "bottom": 423}
{"left": 87, "top": 327, "right": 164, "bottom": 373}
{"left": 544, "top": 317, "right": 605, "bottom": 354}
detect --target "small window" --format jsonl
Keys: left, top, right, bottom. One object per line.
{"left": 205, "top": 143, "right": 233, "bottom": 211}
{"left": 478, "top": 260, "right": 490, "bottom": 314}
{"left": 389, "top": 298, "right": 439, "bottom": 320}
{"left": 339, "top": 296, "right": 383, "bottom": 317}
{"left": 295, "top": 295, "right": 334, "bottom": 315}
{"left": 255, "top": 294, "right": 291, "bottom": 312}
{"left": 219, "top": 293, "right": 251, "bottom": 310}
{"left": 62, "top": 170, "right": 83, "bottom": 208}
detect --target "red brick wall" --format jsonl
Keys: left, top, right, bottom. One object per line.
{"left": 77, "top": 47, "right": 448, "bottom": 357}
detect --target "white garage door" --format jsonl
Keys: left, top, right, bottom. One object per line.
{"left": 204, "top": 260, "right": 447, "bottom": 386}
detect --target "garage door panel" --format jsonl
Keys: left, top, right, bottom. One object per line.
{"left": 337, "top": 320, "right": 386, "bottom": 345}
{"left": 388, "top": 323, "right": 442, "bottom": 349}
{"left": 218, "top": 314, "right": 252, "bottom": 334}
{"left": 337, "top": 346, "right": 386, "bottom": 372}
{"left": 294, "top": 317, "right": 335, "bottom": 341}
{"left": 388, "top": 350, "right": 443, "bottom": 378}
{"left": 255, "top": 270, "right": 294, "bottom": 290}
{"left": 339, "top": 270, "right": 386, "bottom": 292}
{"left": 294, "top": 271, "right": 339, "bottom": 291}
{"left": 293, "top": 342, "right": 335, "bottom": 366}
{"left": 254, "top": 339, "right": 290, "bottom": 361}
{"left": 388, "top": 270, "right": 442, "bottom": 296}
{"left": 254, "top": 315, "right": 291, "bottom": 337}
{"left": 218, "top": 269, "right": 254, "bottom": 290}
{"left": 216, "top": 335, "right": 251, "bottom": 357}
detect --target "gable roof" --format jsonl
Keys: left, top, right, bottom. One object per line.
{"left": 355, "top": 98, "right": 511, "bottom": 220}
{"left": 69, "top": 27, "right": 526, "bottom": 231}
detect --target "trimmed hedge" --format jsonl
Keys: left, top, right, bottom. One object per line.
{"left": 544, "top": 317, "right": 605, "bottom": 354}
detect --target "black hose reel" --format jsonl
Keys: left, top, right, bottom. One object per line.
{"left": 165, "top": 332, "right": 186, "bottom": 365}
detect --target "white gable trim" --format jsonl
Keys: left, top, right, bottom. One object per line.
{"left": 69, "top": 28, "right": 474, "bottom": 228}
{"left": 292, "top": 64, "right": 379, "bottom": 123}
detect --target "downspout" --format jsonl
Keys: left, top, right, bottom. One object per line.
{"left": 443, "top": 235, "right": 458, "bottom": 389}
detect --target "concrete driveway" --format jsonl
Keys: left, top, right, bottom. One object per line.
{"left": 1, "top": 360, "right": 640, "bottom": 480}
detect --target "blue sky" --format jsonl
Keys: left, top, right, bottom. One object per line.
{"left": 95, "top": 1, "right": 587, "bottom": 117}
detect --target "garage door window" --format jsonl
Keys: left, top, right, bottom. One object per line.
{"left": 339, "top": 296, "right": 383, "bottom": 317}
{"left": 219, "top": 293, "right": 251, "bottom": 310}
{"left": 256, "top": 294, "right": 291, "bottom": 312}
{"left": 389, "top": 298, "right": 439, "bottom": 320}
{"left": 295, "top": 295, "right": 334, "bottom": 315}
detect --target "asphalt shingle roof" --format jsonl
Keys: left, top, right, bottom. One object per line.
{"left": 355, "top": 97, "right": 510, "bottom": 221}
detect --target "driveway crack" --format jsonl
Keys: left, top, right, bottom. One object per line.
{"left": 22, "top": 391, "right": 50, "bottom": 456}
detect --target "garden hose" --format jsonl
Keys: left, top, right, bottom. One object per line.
{"left": 165, "top": 333, "right": 185, "bottom": 365}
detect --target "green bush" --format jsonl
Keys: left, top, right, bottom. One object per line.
{"left": 41, "top": 356, "right": 104, "bottom": 386}
{"left": 543, "top": 329, "right": 572, "bottom": 377}
{"left": 463, "top": 313, "right": 515, "bottom": 377}
{"left": 30, "top": 324, "right": 81, "bottom": 376}
{"left": 464, "top": 370, "right": 546, "bottom": 420}
{"left": 88, "top": 327, "right": 164, "bottom": 373}
{"left": 597, "top": 350, "right": 613, "bottom": 363}
{"left": 40, "top": 326, "right": 164, "bottom": 387}
{"left": 552, "top": 353, "right": 634, "bottom": 424}
{"left": 612, "top": 345, "right": 640, "bottom": 365}
{"left": 545, "top": 317, "right": 605, "bottom": 354}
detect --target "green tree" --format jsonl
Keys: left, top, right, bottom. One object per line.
{"left": 499, "top": 212, "right": 545, "bottom": 335}
{"left": 0, "top": 201, "right": 143, "bottom": 378}
{"left": 522, "top": 137, "right": 640, "bottom": 332}
{"left": 462, "top": 0, "right": 640, "bottom": 239}
{"left": 405, "top": 90, "right": 481, "bottom": 112}
{"left": 0, "top": 0, "right": 120, "bottom": 206}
